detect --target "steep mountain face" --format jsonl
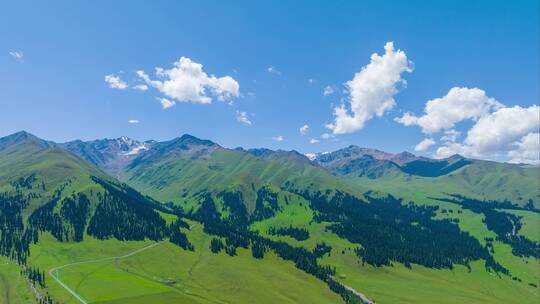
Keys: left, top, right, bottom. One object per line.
{"left": 0, "top": 130, "right": 55, "bottom": 152}
{"left": 312, "top": 145, "right": 473, "bottom": 178}
{"left": 61, "top": 136, "right": 156, "bottom": 178}
{"left": 123, "top": 143, "right": 361, "bottom": 213}
{"left": 314, "top": 145, "right": 422, "bottom": 167}
{"left": 128, "top": 134, "right": 221, "bottom": 168}
{"left": 245, "top": 148, "right": 313, "bottom": 168}
{"left": 399, "top": 154, "right": 472, "bottom": 177}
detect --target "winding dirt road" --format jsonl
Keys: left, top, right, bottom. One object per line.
{"left": 48, "top": 241, "right": 164, "bottom": 304}
{"left": 330, "top": 276, "right": 375, "bottom": 304}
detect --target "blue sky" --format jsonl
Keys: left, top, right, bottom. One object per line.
{"left": 1, "top": 1, "right": 539, "bottom": 163}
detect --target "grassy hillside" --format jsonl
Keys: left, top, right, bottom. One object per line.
{"left": 250, "top": 192, "right": 539, "bottom": 303}
{"left": 124, "top": 149, "right": 365, "bottom": 212}
{"left": 344, "top": 159, "right": 540, "bottom": 209}
{"left": 28, "top": 227, "right": 341, "bottom": 304}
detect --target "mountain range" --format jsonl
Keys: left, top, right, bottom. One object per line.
{"left": 53, "top": 131, "right": 539, "bottom": 208}
{"left": 0, "top": 130, "right": 538, "bottom": 304}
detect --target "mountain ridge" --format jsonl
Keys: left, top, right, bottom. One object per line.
{"left": 1, "top": 131, "right": 538, "bottom": 207}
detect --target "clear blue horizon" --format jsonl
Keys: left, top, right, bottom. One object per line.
{"left": 1, "top": 1, "right": 539, "bottom": 163}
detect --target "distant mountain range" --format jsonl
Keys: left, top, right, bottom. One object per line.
{"left": 54, "top": 132, "right": 521, "bottom": 177}
{"left": 2, "top": 131, "right": 538, "bottom": 208}
{"left": 29, "top": 131, "right": 531, "bottom": 208}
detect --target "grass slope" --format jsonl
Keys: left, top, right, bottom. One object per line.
{"left": 347, "top": 159, "right": 540, "bottom": 208}
{"left": 29, "top": 226, "right": 341, "bottom": 304}
{"left": 250, "top": 192, "right": 540, "bottom": 303}
{"left": 125, "top": 149, "right": 365, "bottom": 212}
{"left": 0, "top": 256, "right": 35, "bottom": 303}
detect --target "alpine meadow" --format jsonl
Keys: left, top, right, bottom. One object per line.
{"left": 1, "top": 1, "right": 539, "bottom": 303}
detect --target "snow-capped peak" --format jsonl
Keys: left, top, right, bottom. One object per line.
{"left": 304, "top": 153, "right": 317, "bottom": 161}
{"left": 123, "top": 142, "right": 149, "bottom": 156}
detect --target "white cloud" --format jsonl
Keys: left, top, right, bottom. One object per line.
{"left": 133, "top": 84, "right": 148, "bottom": 91}
{"left": 128, "top": 119, "right": 140, "bottom": 124}
{"left": 414, "top": 138, "right": 436, "bottom": 152}
{"left": 396, "top": 87, "right": 503, "bottom": 134}
{"left": 157, "top": 97, "right": 176, "bottom": 109}
{"left": 137, "top": 57, "right": 239, "bottom": 104}
{"left": 299, "top": 124, "right": 309, "bottom": 135}
{"left": 441, "top": 129, "right": 460, "bottom": 143}
{"left": 105, "top": 74, "right": 128, "bottom": 90}
{"left": 434, "top": 105, "right": 540, "bottom": 163}
{"left": 309, "top": 138, "right": 319, "bottom": 144}
{"left": 267, "top": 66, "right": 281, "bottom": 75}
{"left": 508, "top": 133, "right": 540, "bottom": 165}
{"left": 321, "top": 133, "right": 332, "bottom": 140}
{"left": 272, "top": 135, "right": 284, "bottom": 141}
{"left": 326, "top": 42, "right": 413, "bottom": 134}
{"left": 433, "top": 143, "right": 472, "bottom": 159}
{"left": 236, "top": 110, "right": 252, "bottom": 126}
{"left": 463, "top": 105, "right": 539, "bottom": 155}
{"left": 9, "top": 51, "right": 24, "bottom": 62}
{"left": 323, "top": 86, "right": 334, "bottom": 96}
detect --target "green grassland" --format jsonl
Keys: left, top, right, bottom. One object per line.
{"left": 505, "top": 210, "right": 540, "bottom": 242}
{"left": 250, "top": 191, "right": 540, "bottom": 304}
{"left": 0, "top": 256, "right": 35, "bottom": 303}
{"left": 28, "top": 225, "right": 341, "bottom": 304}
{"left": 347, "top": 159, "right": 540, "bottom": 209}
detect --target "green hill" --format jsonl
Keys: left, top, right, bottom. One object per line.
{"left": 313, "top": 145, "right": 539, "bottom": 208}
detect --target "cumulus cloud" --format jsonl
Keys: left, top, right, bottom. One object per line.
{"left": 267, "top": 66, "right": 281, "bottom": 75}
{"left": 137, "top": 57, "right": 239, "bottom": 104}
{"left": 157, "top": 97, "right": 176, "bottom": 109}
{"left": 441, "top": 129, "right": 460, "bottom": 144}
{"left": 414, "top": 138, "right": 436, "bottom": 152}
{"left": 508, "top": 133, "right": 540, "bottom": 165}
{"left": 396, "top": 87, "right": 503, "bottom": 134}
{"left": 309, "top": 138, "right": 319, "bottom": 144}
{"left": 433, "top": 143, "right": 472, "bottom": 159}
{"left": 133, "top": 84, "right": 148, "bottom": 91}
{"left": 105, "top": 74, "right": 128, "bottom": 90}
{"left": 323, "top": 86, "right": 334, "bottom": 96}
{"left": 462, "top": 105, "right": 538, "bottom": 155}
{"left": 326, "top": 42, "right": 413, "bottom": 134}
{"left": 321, "top": 133, "right": 332, "bottom": 140}
{"left": 236, "top": 110, "right": 252, "bottom": 126}
{"left": 272, "top": 135, "right": 284, "bottom": 142}
{"left": 434, "top": 105, "right": 540, "bottom": 163}
{"left": 9, "top": 51, "right": 24, "bottom": 62}
{"left": 299, "top": 124, "right": 309, "bottom": 135}
{"left": 128, "top": 119, "right": 140, "bottom": 124}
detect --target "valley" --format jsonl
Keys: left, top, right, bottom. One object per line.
{"left": 0, "top": 131, "right": 538, "bottom": 303}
